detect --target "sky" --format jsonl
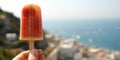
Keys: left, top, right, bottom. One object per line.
{"left": 0, "top": 0, "right": 120, "bottom": 20}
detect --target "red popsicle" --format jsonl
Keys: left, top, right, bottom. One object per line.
{"left": 20, "top": 4, "right": 43, "bottom": 40}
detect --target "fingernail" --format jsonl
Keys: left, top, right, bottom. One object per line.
{"left": 29, "top": 49, "right": 38, "bottom": 60}
{"left": 31, "top": 49, "right": 38, "bottom": 56}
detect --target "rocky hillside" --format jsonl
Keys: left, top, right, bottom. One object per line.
{"left": 0, "top": 8, "right": 20, "bottom": 34}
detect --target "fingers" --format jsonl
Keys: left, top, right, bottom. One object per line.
{"left": 28, "top": 49, "right": 38, "bottom": 60}
{"left": 12, "top": 49, "right": 45, "bottom": 60}
{"left": 37, "top": 49, "right": 42, "bottom": 55}
{"left": 12, "top": 51, "right": 29, "bottom": 60}
{"left": 37, "top": 49, "right": 44, "bottom": 60}
{"left": 38, "top": 55, "right": 44, "bottom": 60}
{"left": 28, "top": 49, "right": 45, "bottom": 60}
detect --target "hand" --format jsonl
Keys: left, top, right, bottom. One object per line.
{"left": 12, "top": 49, "right": 44, "bottom": 60}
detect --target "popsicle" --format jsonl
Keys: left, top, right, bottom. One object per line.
{"left": 19, "top": 4, "right": 43, "bottom": 50}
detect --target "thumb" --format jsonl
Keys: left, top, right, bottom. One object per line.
{"left": 28, "top": 49, "right": 38, "bottom": 60}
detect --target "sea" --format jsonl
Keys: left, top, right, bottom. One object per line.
{"left": 42, "top": 19, "right": 120, "bottom": 51}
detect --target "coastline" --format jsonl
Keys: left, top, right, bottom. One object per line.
{"left": 45, "top": 32, "right": 120, "bottom": 60}
{"left": 43, "top": 20, "right": 120, "bottom": 51}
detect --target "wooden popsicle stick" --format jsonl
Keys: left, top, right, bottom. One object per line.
{"left": 29, "top": 40, "right": 38, "bottom": 60}
{"left": 29, "top": 40, "right": 34, "bottom": 50}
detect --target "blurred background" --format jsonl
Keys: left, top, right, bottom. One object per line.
{"left": 0, "top": 0, "right": 120, "bottom": 60}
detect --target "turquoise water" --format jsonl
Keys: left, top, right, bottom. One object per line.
{"left": 43, "top": 19, "right": 120, "bottom": 51}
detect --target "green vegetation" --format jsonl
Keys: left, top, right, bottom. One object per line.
{"left": 0, "top": 8, "right": 21, "bottom": 60}
{"left": 43, "top": 47, "right": 54, "bottom": 57}
{"left": 0, "top": 20, "right": 4, "bottom": 29}
{"left": 0, "top": 47, "right": 15, "bottom": 60}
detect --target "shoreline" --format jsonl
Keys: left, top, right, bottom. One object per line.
{"left": 78, "top": 43, "right": 120, "bottom": 52}
{"left": 46, "top": 32, "right": 120, "bottom": 60}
